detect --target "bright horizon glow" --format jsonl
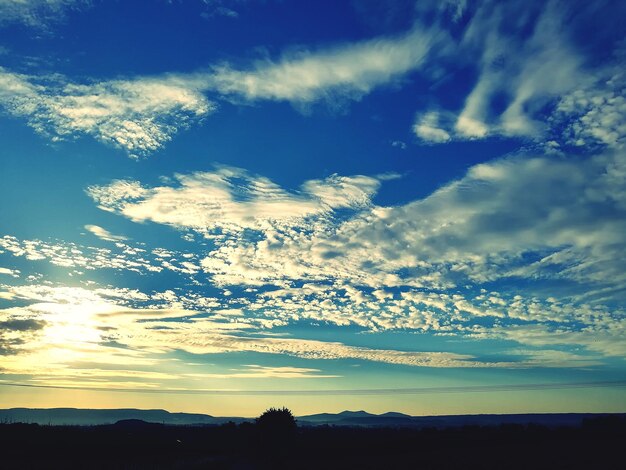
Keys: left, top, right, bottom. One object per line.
{"left": 0, "top": 0, "right": 625, "bottom": 416}
{"left": 3, "top": 381, "right": 626, "bottom": 418}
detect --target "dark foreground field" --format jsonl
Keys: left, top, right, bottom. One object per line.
{"left": 1, "top": 416, "right": 624, "bottom": 469}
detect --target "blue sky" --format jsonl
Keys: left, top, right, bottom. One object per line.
{"left": 0, "top": 0, "right": 625, "bottom": 416}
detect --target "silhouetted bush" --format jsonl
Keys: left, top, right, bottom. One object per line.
{"left": 255, "top": 407, "right": 297, "bottom": 463}
{"left": 255, "top": 407, "right": 297, "bottom": 433}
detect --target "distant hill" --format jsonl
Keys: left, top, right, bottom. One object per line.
{"left": 1, "top": 407, "right": 623, "bottom": 428}
{"left": 297, "top": 410, "right": 625, "bottom": 428}
{"left": 0, "top": 408, "right": 250, "bottom": 426}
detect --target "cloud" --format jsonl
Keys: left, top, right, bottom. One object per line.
{"left": 0, "top": 22, "right": 444, "bottom": 152}
{"left": 0, "top": 0, "right": 623, "bottom": 157}
{"left": 0, "top": 313, "right": 47, "bottom": 356}
{"left": 409, "top": 0, "right": 625, "bottom": 149}
{"left": 391, "top": 140, "right": 407, "bottom": 149}
{"left": 84, "top": 225, "right": 128, "bottom": 242}
{"left": 0, "top": 68, "right": 215, "bottom": 157}
{"left": 455, "top": 1, "right": 587, "bottom": 139}
{"left": 3, "top": 280, "right": 607, "bottom": 370}
{"left": 86, "top": 167, "right": 387, "bottom": 287}
{"left": 0, "top": 267, "right": 20, "bottom": 278}
{"left": 0, "top": 0, "right": 87, "bottom": 28}
{"left": 491, "top": 324, "right": 626, "bottom": 359}
{"left": 163, "top": 333, "right": 492, "bottom": 368}
{"left": 0, "top": 234, "right": 204, "bottom": 276}
{"left": 553, "top": 71, "right": 626, "bottom": 149}
{"left": 200, "top": 0, "right": 240, "bottom": 20}
{"left": 0, "top": 318, "right": 46, "bottom": 332}
{"left": 184, "top": 364, "right": 338, "bottom": 379}
{"left": 413, "top": 111, "right": 451, "bottom": 143}
{"left": 207, "top": 25, "right": 444, "bottom": 103}
{"left": 87, "top": 146, "right": 626, "bottom": 301}
{"left": 78, "top": 145, "right": 626, "bottom": 367}
{"left": 87, "top": 166, "right": 380, "bottom": 233}
{"left": 0, "top": 281, "right": 535, "bottom": 392}
{"left": 0, "top": 1, "right": 622, "bottom": 375}
{"left": 327, "top": 149, "right": 626, "bottom": 296}
{"left": 0, "top": 17, "right": 445, "bottom": 154}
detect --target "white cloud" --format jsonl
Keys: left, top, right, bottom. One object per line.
{"left": 200, "top": 1, "right": 240, "bottom": 20}
{"left": 329, "top": 150, "right": 626, "bottom": 291}
{"left": 188, "top": 365, "right": 337, "bottom": 379}
{"left": 391, "top": 140, "right": 407, "bottom": 149}
{"left": 490, "top": 324, "right": 626, "bottom": 359}
{"left": 170, "top": 334, "right": 492, "bottom": 368}
{"left": 5, "top": 280, "right": 609, "bottom": 370}
{"left": 554, "top": 72, "right": 626, "bottom": 149}
{"left": 454, "top": 1, "right": 586, "bottom": 139}
{"left": 0, "top": 267, "right": 20, "bottom": 278}
{"left": 0, "top": 0, "right": 86, "bottom": 27}
{"left": 409, "top": 0, "right": 624, "bottom": 149}
{"left": 413, "top": 111, "right": 451, "bottom": 143}
{"left": 86, "top": 168, "right": 388, "bottom": 288}
{"left": 87, "top": 166, "right": 380, "bottom": 233}
{"left": 0, "top": 234, "right": 205, "bottom": 276}
{"left": 207, "top": 25, "right": 444, "bottom": 103}
{"left": 87, "top": 147, "right": 626, "bottom": 302}
{"left": 0, "top": 23, "right": 444, "bottom": 152}
{"left": 78, "top": 146, "right": 626, "bottom": 368}
{"left": 0, "top": 19, "right": 446, "bottom": 155}
{"left": 206, "top": 151, "right": 624, "bottom": 291}
{"left": 84, "top": 225, "right": 128, "bottom": 242}
{"left": 1, "top": 282, "right": 530, "bottom": 391}
{"left": 0, "top": 0, "right": 623, "bottom": 156}
{"left": 0, "top": 68, "right": 214, "bottom": 157}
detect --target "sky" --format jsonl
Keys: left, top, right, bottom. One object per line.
{"left": 0, "top": 0, "right": 625, "bottom": 417}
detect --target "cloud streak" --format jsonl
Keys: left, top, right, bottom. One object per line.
{"left": 84, "top": 225, "right": 128, "bottom": 242}
{"left": 207, "top": 25, "right": 444, "bottom": 104}
{"left": 0, "top": 0, "right": 87, "bottom": 27}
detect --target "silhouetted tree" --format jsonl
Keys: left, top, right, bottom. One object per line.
{"left": 256, "top": 407, "right": 297, "bottom": 433}
{"left": 255, "top": 407, "right": 297, "bottom": 462}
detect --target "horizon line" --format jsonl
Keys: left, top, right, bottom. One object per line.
{"left": 1, "top": 379, "right": 625, "bottom": 396}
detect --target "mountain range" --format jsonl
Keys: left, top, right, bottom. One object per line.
{"left": 1, "top": 408, "right": 622, "bottom": 428}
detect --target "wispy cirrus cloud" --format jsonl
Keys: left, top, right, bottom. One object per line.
{"left": 0, "top": 0, "right": 88, "bottom": 28}
{"left": 488, "top": 324, "right": 626, "bottom": 359}
{"left": 2, "top": 20, "right": 440, "bottom": 155}
{"left": 207, "top": 25, "right": 444, "bottom": 105}
{"left": 2, "top": 0, "right": 621, "bottom": 156}
{"left": 412, "top": 0, "right": 626, "bottom": 149}
{"left": 0, "top": 21, "right": 443, "bottom": 154}
{"left": 454, "top": 0, "right": 585, "bottom": 139}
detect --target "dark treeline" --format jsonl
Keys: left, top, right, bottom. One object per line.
{"left": 1, "top": 415, "right": 624, "bottom": 469}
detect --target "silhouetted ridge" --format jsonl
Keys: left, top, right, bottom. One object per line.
{"left": 2, "top": 408, "right": 624, "bottom": 428}
{"left": 0, "top": 407, "right": 237, "bottom": 426}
